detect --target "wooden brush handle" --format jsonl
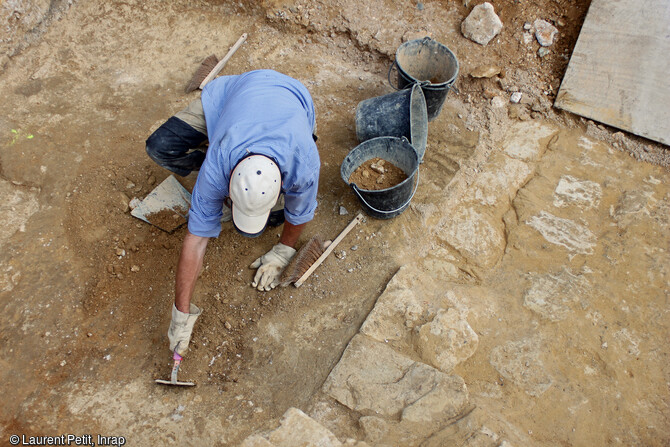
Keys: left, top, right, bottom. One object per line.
{"left": 294, "top": 213, "right": 364, "bottom": 288}
{"left": 199, "top": 33, "right": 248, "bottom": 89}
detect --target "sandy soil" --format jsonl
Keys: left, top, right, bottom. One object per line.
{"left": 0, "top": 0, "right": 668, "bottom": 445}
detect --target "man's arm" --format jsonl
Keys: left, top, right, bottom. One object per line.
{"left": 279, "top": 221, "right": 306, "bottom": 248}
{"left": 175, "top": 231, "right": 210, "bottom": 312}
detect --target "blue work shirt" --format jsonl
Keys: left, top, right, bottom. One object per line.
{"left": 188, "top": 70, "right": 319, "bottom": 238}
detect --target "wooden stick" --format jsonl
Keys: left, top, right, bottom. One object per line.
{"left": 294, "top": 213, "right": 364, "bottom": 288}
{"left": 199, "top": 33, "right": 248, "bottom": 89}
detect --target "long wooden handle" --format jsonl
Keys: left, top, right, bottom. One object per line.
{"left": 199, "top": 33, "right": 248, "bottom": 89}
{"left": 294, "top": 213, "right": 364, "bottom": 288}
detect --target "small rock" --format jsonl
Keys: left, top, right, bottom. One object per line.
{"left": 370, "top": 163, "right": 384, "bottom": 174}
{"left": 115, "top": 248, "right": 126, "bottom": 257}
{"left": 131, "top": 265, "right": 140, "bottom": 272}
{"left": 362, "top": 170, "right": 370, "bottom": 179}
{"left": 510, "top": 92, "right": 522, "bottom": 103}
{"left": 148, "top": 175, "right": 156, "bottom": 185}
{"left": 339, "top": 206, "right": 349, "bottom": 215}
{"left": 470, "top": 64, "right": 501, "bottom": 78}
{"left": 351, "top": 245, "right": 358, "bottom": 251}
{"left": 522, "top": 32, "right": 534, "bottom": 45}
{"left": 461, "top": 2, "right": 503, "bottom": 46}
{"left": 376, "top": 175, "right": 385, "bottom": 184}
{"left": 126, "top": 181, "right": 135, "bottom": 190}
{"left": 523, "top": 22, "right": 532, "bottom": 31}
{"left": 538, "top": 47, "right": 551, "bottom": 58}
{"left": 225, "top": 321, "right": 232, "bottom": 330}
{"left": 491, "top": 96, "right": 507, "bottom": 108}
{"left": 118, "top": 192, "right": 130, "bottom": 213}
{"left": 417, "top": 2, "right": 424, "bottom": 10}
{"left": 534, "top": 19, "right": 558, "bottom": 46}
{"left": 87, "top": 332, "right": 93, "bottom": 337}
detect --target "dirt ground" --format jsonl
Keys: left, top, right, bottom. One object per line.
{"left": 0, "top": 0, "right": 668, "bottom": 445}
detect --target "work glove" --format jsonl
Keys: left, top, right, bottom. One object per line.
{"left": 167, "top": 303, "right": 202, "bottom": 356}
{"left": 250, "top": 243, "right": 296, "bottom": 291}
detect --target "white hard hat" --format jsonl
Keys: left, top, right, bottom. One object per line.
{"left": 229, "top": 155, "right": 281, "bottom": 236}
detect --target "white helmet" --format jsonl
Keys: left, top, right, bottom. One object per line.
{"left": 229, "top": 155, "right": 281, "bottom": 236}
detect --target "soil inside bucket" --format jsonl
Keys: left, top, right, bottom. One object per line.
{"left": 348, "top": 157, "right": 408, "bottom": 190}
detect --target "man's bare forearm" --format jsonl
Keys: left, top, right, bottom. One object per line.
{"left": 175, "top": 231, "right": 209, "bottom": 313}
{"left": 279, "top": 221, "right": 306, "bottom": 248}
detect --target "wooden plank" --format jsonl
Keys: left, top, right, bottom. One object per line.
{"left": 554, "top": 0, "right": 670, "bottom": 146}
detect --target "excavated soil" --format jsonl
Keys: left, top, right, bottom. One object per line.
{"left": 348, "top": 158, "right": 408, "bottom": 191}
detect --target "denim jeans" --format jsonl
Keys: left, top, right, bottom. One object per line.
{"left": 145, "top": 116, "right": 208, "bottom": 177}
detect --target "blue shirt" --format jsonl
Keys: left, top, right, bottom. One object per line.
{"left": 188, "top": 70, "right": 319, "bottom": 238}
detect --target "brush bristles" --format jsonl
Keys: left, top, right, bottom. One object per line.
{"left": 280, "top": 235, "right": 326, "bottom": 287}
{"left": 185, "top": 54, "right": 219, "bottom": 93}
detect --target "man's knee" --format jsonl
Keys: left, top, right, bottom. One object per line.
{"left": 145, "top": 128, "right": 171, "bottom": 164}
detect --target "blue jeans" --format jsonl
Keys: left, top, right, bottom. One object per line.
{"left": 145, "top": 117, "right": 208, "bottom": 177}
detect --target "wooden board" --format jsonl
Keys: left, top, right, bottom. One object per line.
{"left": 554, "top": 0, "right": 670, "bottom": 146}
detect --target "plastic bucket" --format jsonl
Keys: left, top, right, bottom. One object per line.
{"left": 390, "top": 37, "right": 459, "bottom": 121}
{"left": 355, "top": 83, "right": 428, "bottom": 162}
{"left": 340, "top": 136, "right": 419, "bottom": 219}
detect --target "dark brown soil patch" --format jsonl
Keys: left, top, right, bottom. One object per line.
{"left": 145, "top": 207, "right": 188, "bottom": 233}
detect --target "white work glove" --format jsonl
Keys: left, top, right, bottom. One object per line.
{"left": 167, "top": 303, "right": 202, "bottom": 356}
{"left": 250, "top": 243, "right": 296, "bottom": 291}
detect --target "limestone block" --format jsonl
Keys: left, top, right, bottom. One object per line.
{"left": 360, "top": 264, "right": 447, "bottom": 342}
{"left": 523, "top": 269, "right": 590, "bottom": 321}
{"left": 416, "top": 308, "right": 479, "bottom": 373}
{"left": 461, "top": 3, "right": 503, "bottom": 46}
{"left": 501, "top": 121, "right": 558, "bottom": 161}
{"left": 267, "top": 408, "right": 343, "bottom": 447}
{"left": 239, "top": 435, "right": 275, "bottom": 447}
{"left": 489, "top": 338, "right": 553, "bottom": 397}
{"left": 526, "top": 211, "right": 596, "bottom": 254}
{"left": 323, "top": 334, "right": 468, "bottom": 419}
{"left": 436, "top": 207, "right": 505, "bottom": 269}
{"left": 462, "top": 152, "right": 532, "bottom": 208}
{"left": 553, "top": 175, "right": 602, "bottom": 210}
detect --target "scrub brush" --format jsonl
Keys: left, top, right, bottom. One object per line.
{"left": 184, "top": 33, "right": 248, "bottom": 93}
{"left": 280, "top": 213, "right": 364, "bottom": 288}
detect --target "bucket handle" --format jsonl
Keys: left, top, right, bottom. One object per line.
{"left": 387, "top": 60, "right": 430, "bottom": 91}
{"left": 387, "top": 60, "right": 459, "bottom": 94}
{"left": 350, "top": 168, "right": 420, "bottom": 216}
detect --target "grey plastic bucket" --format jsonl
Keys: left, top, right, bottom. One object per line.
{"left": 340, "top": 136, "right": 419, "bottom": 219}
{"left": 390, "top": 37, "right": 459, "bottom": 121}
{"left": 355, "top": 83, "right": 428, "bottom": 162}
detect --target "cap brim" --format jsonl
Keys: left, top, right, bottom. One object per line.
{"left": 232, "top": 206, "right": 270, "bottom": 238}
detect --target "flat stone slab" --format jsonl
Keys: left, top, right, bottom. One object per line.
{"left": 323, "top": 334, "right": 468, "bottom": 420}
{"left": 489, "top": 338, "right": 553, "bottom": 397}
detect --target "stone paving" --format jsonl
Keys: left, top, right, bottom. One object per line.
{"left": 237, "top": 121, "right": 669, "bottom": 445}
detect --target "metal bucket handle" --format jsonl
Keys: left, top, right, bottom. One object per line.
{"left": 350, "top": 167, "right": 420, "bottom": 216}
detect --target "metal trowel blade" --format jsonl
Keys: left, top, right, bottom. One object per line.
{"left": 130, "top": 175, "right": 192, "bottom": 232}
